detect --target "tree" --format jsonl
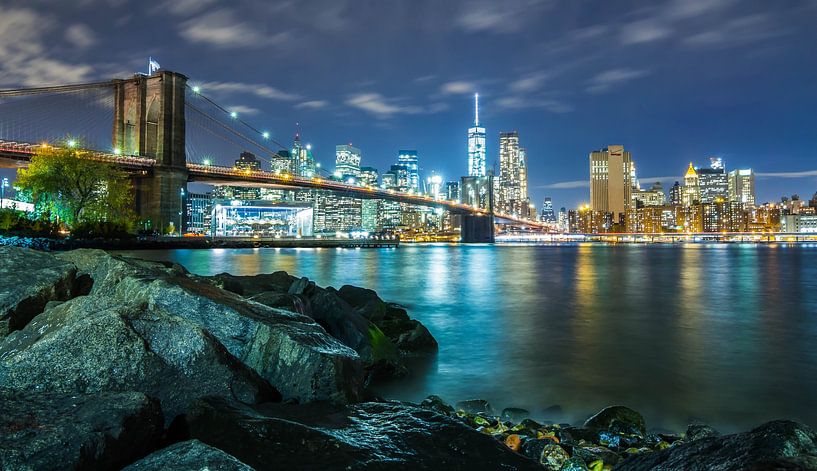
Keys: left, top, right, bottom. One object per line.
{"left": 15, "top": 144, "right": 136, "bottom": 228}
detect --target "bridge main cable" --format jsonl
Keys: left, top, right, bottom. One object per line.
{"left": 0, "top": 80, "right": 116, "bottom": 97}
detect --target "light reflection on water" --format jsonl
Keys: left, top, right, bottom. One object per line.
{"left": 121, "top": 243, "right": 817, "bottom": 432}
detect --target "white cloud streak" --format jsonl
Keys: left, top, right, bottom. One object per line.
{"left": 200, "top": 81, "right": 301, "bottom": 101}
{"left": 586, "top": 68, "right": 649, "bottom": 93}
{"left": 180, "top": 9, "right": 289, "bottom": 49}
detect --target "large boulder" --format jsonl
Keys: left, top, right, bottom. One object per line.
{"left": 583, "top": 405, "right": 646, "bottom": 437}
{"left": 616, "top": 420, "right": 817, "bottom": 470}
{"left": 0, "top": 246, "right": 79, "bottom": 338}
{"left": 122, "top": 440, "right": 254, "bottom": 471}
{"left": 205, "top": 271, "right": 296, "bottom": 297}
{"left": 0, "top": 295, "right": 278, "bottom": 422}
{"left": 182, "top": 397, "right": 543, "bottom": 470}
{"left": 0, "top": 389, "right": 162, "bottom": 471}
{"left": 52, "top": 251, "right": 363, "bottom": 404}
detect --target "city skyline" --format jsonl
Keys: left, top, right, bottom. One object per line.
{"left": 0, "top": 1, "right": 815, "bottom": 210}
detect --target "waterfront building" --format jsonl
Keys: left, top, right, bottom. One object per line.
{"left": 396, "top": 150, "right": 420, "bottom": 192}
{"left": 698, "top": 157, "right": 728, "bottom": 203}
{"left": 632, "top": 182, "right": 665, "bottom": 208}
{"left": 781, "top": 214, "right": 817, "bottom": 233}
{"left": 682, "top": 163, "right": 700, "bottom": 206}
{"left": 728, "top": 168, "right": 756, "bottom": 206}
{"left": 749, "top": 203, "right": 782, "bottom": 232}
{"left": 335, "top": 144, "right": 362, "bottom": 181}
{"left": 445, "top": 181, "right": 460, "bottom": 202}
{"left": 589, "top": 145, "right": 634, "bottom": 224}
{"left": 498, "top": 131, "right": 529, "bottom": 217}
{"left": 558, "top": 207, "right": 568, "bottom": 232}
{"left": 467, "top": 93, "right": 487, "bottom": 177}
{"left": 186, "top": 192, "right": 213, "bottom": 234}
{"left": 570, "top": 206, "right": 614, "bottom": 234}
{"left": 212, "top": 185, "right": 260, "bottom": 201}
{"left": 701, "top": 201, "right": 747, "bottom": 232}
{"left": 669, "top": 181, "right": 682, "bottom": 206}
{"left": 379, "top": 200, "right": 402, "bottom": 230}
{"left": 540, "top": 197, "right": 556, "bottom": 223}
{"left": 211, "top": 201, "right": 313, "bottom": 237}
{"left": 426, "top": 173, "right": 443, "bottom": 200}
{"left": 270, "top": 150, "right": 292, "bottom": 175}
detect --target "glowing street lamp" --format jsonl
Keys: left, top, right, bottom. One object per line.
{"left": 192, "top": 86, "right": 201, "bottom": 94}
{"left": 113, "top": 147, "right": 121, "bottom": 155}
{"left": 262, "top": 132, "right": 270, "bottom": 139}
{"left": 230, "top": 111, "right": 238, "bottom": 119}
{"left": 202, "top": 158, "right": 212, "bottom": 166}
{"left": 179, "top": 188, "right": 185, "bottom": 236}
{"left": 67, "top": 139, "right": 77, "bottom": 148}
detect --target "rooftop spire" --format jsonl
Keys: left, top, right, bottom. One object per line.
{"left": 474, "top": 93, "right": 479, "bottom": 127}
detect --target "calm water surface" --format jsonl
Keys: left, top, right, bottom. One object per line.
{"left": 122, "top": 243, "right": 817, "bottom": 432}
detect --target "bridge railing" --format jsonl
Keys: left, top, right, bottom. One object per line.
{"left": 0, "top": 140, "right": 155, "bottom": 168}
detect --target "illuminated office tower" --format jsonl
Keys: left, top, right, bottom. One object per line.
{"left": 589, "top": 145, "right": 634, "bottom": 223}
{"left": 397, "top": 150, "right": 420, "bottom": 192}
{"left": 728, "top": 168, "right": 756, "bottom": 206}
{"left": 291, "top": 133, "right": 316, "bottom": 177}
{"left": 682, "top": 163, "right": 700, "bottom": 206}
{"left": 632, "top": 182, "right": 665, "bottom": 208}
{"left": 270, "top": 150, "right": 291, "bottom": 175}
{"left": 540, "top": 197, "right": 556, "bottom": 223}
{"left": 445, "top": 181, "right": 460, "bottom": 202}
{"left": 698, "top": 157, "right": 728, "bottom": 203}
{"left": 335, "top": 144, "right": 362, "bottom": 181}
{"left": 467, "top": 94, "right": 486, "bottom": 177}
{"left": 234, "top": 151, "right": 261, "bottom": 171}
{"left": 669, "top": 181, "right": 682, "bottom": 206}
{"left": 498, "top": 131, "right": 529, "bottom": 217}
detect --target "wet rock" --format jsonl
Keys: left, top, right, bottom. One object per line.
{"left": 249, "top": 291, "right": 309, "bottom": 316}
{"left": 379, "top": 317, "right": 438, "bottom": 353}
{"left": 419, "top": 394, "right": 455, "bottom": 417}
{"left": 61, "top": 251, "right": 363, "bottom": 404}
{"left": 583, "top": 405, "right": 646, "bottom": 437}
{"left": 686, "top": 423, "right": 720, "bottom": 441}
{"left": 0, "top": 246, "right": 78, "bottom": 338}
{"left": 0, "top": 389, "right": 162, "bottom": 471}
{"left": 615, "top": 420, "right": 817, "bottom": 471}
{"left": 337, "top": 284, "right": 389, "bottom": 321}
{"left": 540, "top": 443, "right": 570, "bottom": 470}
{"left": 456, "top": 399, "right": 495, "bottom": 416}
{"left": 182, "top": 397, "right": 542, "bottom": 470}
{"left": 306, "top": 286, "right": 382, "bottom": 365}
{"left": 288, "top": 276, "right": 315, "bottom": 295}
{"left": 0, "top": 295, "right": 278, "bottom": 422}
{"left": 501, "top": 407, "right": 531, "bottom": 423}
{"left": 55, "top": 248, "right": 184, "bottom": 294}
{"left": 204, "top": 271, "right": 295, "bottom": 297}
{"left": 559, "top": 457, "right": 589, "bottom": 471}
{"left": 122, "top": 440, "right": 255, "bottom": 471}
{"left": 570, "top": 445, "right": 620, "bottom": 466}
{"left": 521, "top": 438, "right": 549, "bottom": 461}
{"left": 557, "top": 426, "right": 599, "bottom": 445}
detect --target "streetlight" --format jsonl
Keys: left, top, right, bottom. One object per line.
{"left": 0, "top": 177, "right": 9, "bottom": 208}
{"left": 179, "top": 188, "right": 185, "bottom": 236}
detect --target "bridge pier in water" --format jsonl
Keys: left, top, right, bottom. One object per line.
{"left": 460, "top": 213, "right": 495, "bottom": 243}
{"left": 113, "top": 70, "right": 189, "bottom": 232}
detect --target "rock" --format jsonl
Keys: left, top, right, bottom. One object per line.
{"left": 59, "top": 251, "right": 363, "bottom": 404}
{"left": 379, "top": 317, "right": 438, "bottom": 353}
{"left": 559, "top": 457, "right": 589, "bottom": 471}
{"left": 182, "top": 397, "right": 543, "bottom": 470}
{"left": 55, "top": 249, "right": 185, "bottom": 295}
{"left": 419, "top": 395, "right": 455, "bottom": 417}
{"left": 540, "top": 443, "right": 570, "bottom": 470}
{"left": 249, "top": 291, "right": 309, "bottom": 316}
{"left": 203, "top": 271, "right": 295, "bottom": 297}
{"left": 288, "top": 276, "right": 314, "bottom": 295}
{"left": 456, "top": 399, "right": 495, "bottom": 416}
{"left": 502, "top": 407, "right": 531, "bottom": 423}
{"left": 0, "top": 246, "right": 78, "bottom": 338}
{"left": 543, "top": 404, "right": 564, "bottom": 416}
{"left": 0, "top": 295, "right": 278, "bottom": 422}
{"left": 337, "top": 284, "right": 389, "bottom": 321}
{"left": 686, "top": 423, "right": 720, "bottom": 441}
{"left": 122, "top": 440, "right": 255, "bottom": 471}
{"left": 305, "top": 287, "right": 381, "bottom": 365}
{"left": 569, "top": 445, "right": 620, "bottom": 466}
{"left": 583, "top": 405, "right": 646, "bottom": 437}
{"left": 615, "top": 420, "right": 817, "bottom": 471}
{"left": 0, "top": 389, "right": 162, "bottom": 471}
{"left": 521, "top": 438, "right": 549, "bottom": 461}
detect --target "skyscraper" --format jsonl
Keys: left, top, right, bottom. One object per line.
{"left": 397, "top": 150, "right": 420, "bottom": 192}
{"left": 698, "top": 157, "right": 728, "bottom": 203}
{"left": 498, "top": 131, "right": 529, "bottom": 216}
{"left": 682, "top": 163, "right": 700, "bottom": 206}
{"left": 291, "top": 133, "right": 316, "bottom": 177}
{"left": 669, "top": 181, "right": 682, "bottom": 206}
{"left": 728, "top": 169, "right": 756, "bottom": 206}
{"left": 589, "top": 145, "right": 634, "bottom": 223}
{"left": 335, "top": 144, "right": 362, "bottom": 181}
{"left": 234, "top": 151, "right": 260, "bottom": 171}
{"left": 540, "top": 197, "right": 556, "bottom": 223}
{"left": 467, "top": 94, "right": 486, "bottom": 177}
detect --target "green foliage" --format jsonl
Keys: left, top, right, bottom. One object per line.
{"left": 70, "top": 220, "right": 135, "bottom": 239}
{"left": 166, "top": 222, "right": 176, "bottom": 235}
{"left": 15, "top": 145, "right": 136, "bottom": 228}
{"left": 0, "top": 208, "right": 60, "bottom": 237}
{"left": 368, "top": 323, "right": 399, "bottom": 363}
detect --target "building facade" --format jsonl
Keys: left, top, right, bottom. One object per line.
{"left": 728, "top": 169, "right": 756, "bottom": 206}
{"left": 467, "top": 93, "right": 486, "bottom": 177}
{"left": 589, "top": 145, "right": 633, "bottom": 224}
{"left": 497, "top": 131, "right": 529, "bottom": 217}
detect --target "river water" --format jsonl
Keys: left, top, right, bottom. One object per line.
{"left": 122, "top": 243, "right": 817, "bottom": 433}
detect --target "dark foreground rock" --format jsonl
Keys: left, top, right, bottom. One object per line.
{"left": 0, "top": 389, "right": 162, "bottom": 471}
{"left": 616, "top": 420, "right": 817, "bottom": 471}
{"left": 122, "top": 440, "right": 254, "bottom": 471}
{"left": 180, "top": 397, "right": 542, "bottom": 471}
{"left": 0, "top": 245, "right": 79, "bottom": 339}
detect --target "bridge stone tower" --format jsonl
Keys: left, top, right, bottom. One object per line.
{"left": 112, "top": 70, "right": 188, "bottom": 233}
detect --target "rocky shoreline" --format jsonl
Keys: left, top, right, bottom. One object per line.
{"left": 1, "top": 246, "right": 816, "bottom": 470}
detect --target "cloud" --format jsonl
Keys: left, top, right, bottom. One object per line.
{"left": 586, "top": 68, "right": 649, "bottom": 93}
{"left": 496, "top": 96, "right": 573, "bottom": 113}
{"left": 538, "top": 180, "right": 589, "bottom": 190}
{"left": 509, "top": 72, "right": 548, "bottom": 93}
{"left": 0, "top": 7, "right": 94, "bottom": 87}
{"left": 65, "top": 24, "right": 96, "bottom": 49}
{"left": 161, "top": 0, "right": 217, "bottom": 16}
{"left": 456, "top": 0, "right": 549, "bottom": 34}
{"left": 294, "top": 100, "right": 329, "bottom": 110}
{"left": 345, "top": 93, "right": 422, "bottom": 118}
{"left": 226, "top": 105, "right": 261, "bottom": 116}
{"left": 180, "top": 9, "right": 289, "bottom": 48}
{"left": 665, "top": 0, "right": 735, "bottom": 20}
{"left": 621, "top": 19, "right": 672, "bottom": 45}
{"left": 683, "top": 14, "right": 785, "bottom": 48}
{"left": 440, "top": 81, "right": 476, "bottom": 95}
{"left": 199, "top": 81, "right": 300, "bottom": 101}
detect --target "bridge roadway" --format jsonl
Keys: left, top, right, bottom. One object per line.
{"left": 0, "top": 140, "right": 544, "bottom": 228}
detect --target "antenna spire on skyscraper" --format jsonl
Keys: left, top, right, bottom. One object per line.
{"left": 474, "top": 93, "right": 479, "bottom": 127}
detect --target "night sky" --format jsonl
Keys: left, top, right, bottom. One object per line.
{"left": 1, "top": 0, "right": 816, "bottom": 209}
